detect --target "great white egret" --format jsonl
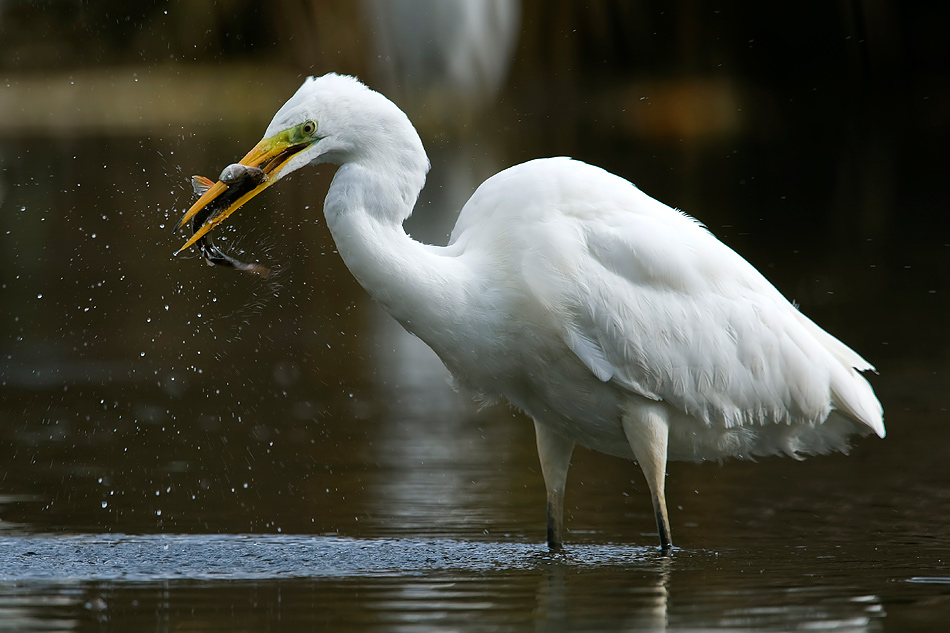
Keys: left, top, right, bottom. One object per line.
{"left": 176, "top": 73, "right": 884, "bottom": 552}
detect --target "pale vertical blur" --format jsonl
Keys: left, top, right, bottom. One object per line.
{"left": 362, "top": 0, "right": 520, "bottom": 124}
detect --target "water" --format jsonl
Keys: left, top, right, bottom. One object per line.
{"left": 1, "top": 89, "right": 949, "bottom": 630}
{"left": 0, "top": 534, "right": 904, "bottom": 631}
{"left": 0, "top": 532, "right": 943, "bottom": 630}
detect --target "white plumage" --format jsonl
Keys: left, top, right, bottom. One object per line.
{"left": 180, "top": 74, "right": 884, "bottom": 551}
{"left": 447, "top": 158, "right": 882, "bottom": 448}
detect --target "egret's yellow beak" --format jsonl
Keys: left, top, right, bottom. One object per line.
{"left": 175, "top": 127, "right": 316, "bottom": 253}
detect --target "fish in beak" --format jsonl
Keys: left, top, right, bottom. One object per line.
{"left": 187, "top": 174, "right": 271, "bottom": 277}
{"left": 174, "top": 123, "right": 318, "bottom": 255}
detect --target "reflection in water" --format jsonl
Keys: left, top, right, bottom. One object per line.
{"left": 0, "top": 534, "right": 889, "bottom": 631}
{"left": 534, "top": 563, "right": 671, "bottom": 632}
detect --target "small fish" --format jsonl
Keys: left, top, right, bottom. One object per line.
{"left": 189, "top": 170, "right": 271, "bottom": 278}
{"left": 219, "top": 163, "right": 265, "bottom": 186}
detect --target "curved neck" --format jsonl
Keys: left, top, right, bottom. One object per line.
{"left": 322, "top": 161, "right": 467, "bottom": 335}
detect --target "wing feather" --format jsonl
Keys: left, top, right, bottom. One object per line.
{"left": 512, "top": 159, "right": 881, "bottom": 434}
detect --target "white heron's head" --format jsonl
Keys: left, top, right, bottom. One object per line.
{"left": 176, "top": 73, "right": 426, "bottom": 252}
{"left": 265, "top": 73, "right": 427, "bottom": 175}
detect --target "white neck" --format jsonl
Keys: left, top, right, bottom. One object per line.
{"left": 322, "top": 160, "right": 469, "bottom": 338}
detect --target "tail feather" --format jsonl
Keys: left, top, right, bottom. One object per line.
{"left": 793, "top": 310, "right": 884, "bottom": 438}
{"left": 831, "top": 369, "right": 885, "bottom": 438}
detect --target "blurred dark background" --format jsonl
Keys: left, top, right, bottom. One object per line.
{"left": 0, "top": 1, "right": 947, "bottom": 543}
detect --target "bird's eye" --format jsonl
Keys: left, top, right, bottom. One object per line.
{"left": 302, "top": 120, "right": 317, "bottom": 136}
